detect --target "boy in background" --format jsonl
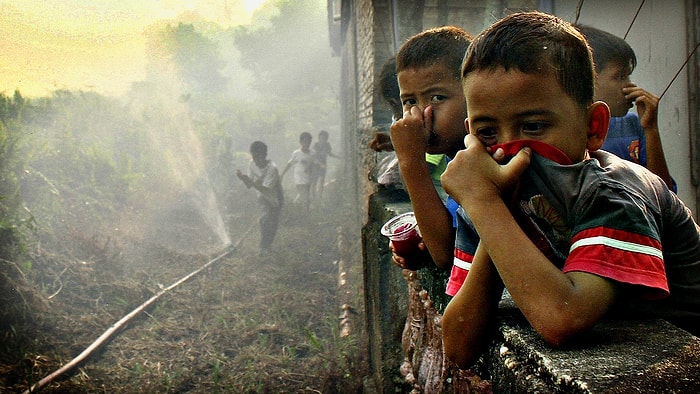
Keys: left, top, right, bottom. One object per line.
{"left": 236, "top": 141, "right": 283, "bottom": 255}
{"left": 390, "top": 26, "right": 478, "bottom": 285}
{"left": 440, "top": 11, "right": 700, "bottom": 369}
{"left": 310, "top": 130, "right": 339, "bottom": 200}
{"left": 575, "top": 24, "right": 675, "bottom": 190}
{"left": 369, "top": 56, "right": 450, "bottom": 191}
{"left": 281, "top": 132, "right": 315, "bottom": 214}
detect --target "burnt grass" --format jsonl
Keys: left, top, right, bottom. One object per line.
{"left": 0, "top": 195, "right": 367, "bottom": 393}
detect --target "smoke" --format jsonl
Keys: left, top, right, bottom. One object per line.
{"left": 1, "top": 0, "right": 338, "bottom": 261}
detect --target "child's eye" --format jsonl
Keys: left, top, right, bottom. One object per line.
{"left": 402, "top": 98, "right": 416, "bottom": 107}
{"left": 617, "top": 73, "right": 631, "bottom": 81}
{"left": 475, "top": 127, "right": 497, "bottom": 141}
{"left": 430, "top": 95, "right": 446, "bottom": 104}
{"left": 522, "top": 122, "right": 547, "bottom": 134}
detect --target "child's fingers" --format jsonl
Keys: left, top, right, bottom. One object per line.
{"left": 491, "top": 147, "right": 506, "bottom": 162}
{"left": 423, "top": 105, "right": 434, "bottom": 131}
{"left": 624, "top": 87, "right": 659, "bottom": 102}
{"left": 505, "top": 147, "right": 532, "bottom": 176}
{"left": 463, "top": 133, "right": 483, "bottom": 149}
{"left": 404, "top": 105, "right": 421, "bottom": 119}
{"left": 391, "top": 253, "right": 406, "bottom": 269}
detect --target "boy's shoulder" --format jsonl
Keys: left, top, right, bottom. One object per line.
{"left": 518, "top": 148, "right": 651, "bottom": 194}
{"left": 609, "top": 112, "right": 641, "bottom": 128}
{"left": 589, "top": 149, "right": 645, "bottom": 174}
{"left": 526, "top": 149, "right": 670, "bottom": 213}
{"left": 531, "top": 148, "right": 650, "bottom": 184}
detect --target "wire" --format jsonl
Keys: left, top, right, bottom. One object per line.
{"left": 573, "top": 0, "right": 585, "bottom": 25}
{"left": 659, "top": 40, "right": 700, "bottom": 101}
{"left": 624, "top": 0, "right": 645, "bottom": 40}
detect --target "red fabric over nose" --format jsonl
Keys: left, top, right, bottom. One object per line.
{"left": 490, "top": 140, "right": 573, "bottom": 165}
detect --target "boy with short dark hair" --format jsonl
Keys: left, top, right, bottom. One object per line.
{"left": 575, "top": 24, "right": 674, "bottom": 190}
{"left": 389, "top": 26, "right": 476, "bottom": 278}
{"left": 310, "top": 130, "right": 338, "bottom": 200}
{"left": 236, "top": 141, "right": 283, "bottom": 254}
{"left": 440, "top": 11, "right": 700, "bottom": 369}
{"left": 369, "top": 56, "right": 454, "bottom": 196}
{"left": 281, "top": 132, "right": 315, "bottom": 213}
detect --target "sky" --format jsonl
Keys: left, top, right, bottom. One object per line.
{"left": 0, "top": 0, "right": 267, "bottom": 98}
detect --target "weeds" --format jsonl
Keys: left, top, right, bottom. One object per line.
{"left": 0, "top": 82, "right": 363, "bottom": 392}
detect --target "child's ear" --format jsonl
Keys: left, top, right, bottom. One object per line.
{"left": 586, "top": 101, "right": 610, "bottom": 151}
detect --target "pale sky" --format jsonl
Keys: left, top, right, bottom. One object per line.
{"left": 0, "top": 0, "right": 267, "bottom": 97}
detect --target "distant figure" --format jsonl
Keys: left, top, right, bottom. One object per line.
{"left": 236, "top": 141, "right": 284, "bottom": 255}
{"left": 311, "top": 130, "right": 339, "bottom": 200}
{"left": 281, "top": 132, "right": 315, "bottom": 213}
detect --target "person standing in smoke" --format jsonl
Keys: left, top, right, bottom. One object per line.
{"left": 237, "top": 141, "right": 284, "bottom": 255}
{"left": 281, "top": 132, "right": 316, "bottom": 214}
{"left": 310, "top": 130, "right": 339, "bottom": 200}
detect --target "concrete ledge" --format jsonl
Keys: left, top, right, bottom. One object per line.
{"left": 489, "top": 303, "right": 700, "bottom": 393}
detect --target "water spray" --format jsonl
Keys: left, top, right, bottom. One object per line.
{"left": 23, "top": 224, "right": 255, "bottom": 394}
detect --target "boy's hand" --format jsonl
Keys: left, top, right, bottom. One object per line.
{"left": 390, "top": 240, "right": 430, "bottom": 271}
{"left": 236, "top": 170, "right": 252, "bottom": 187}
{"left": 442, "top": 135, "right": 531, "bottom": 209}
{"left": 390, "top": 105, "right": 433, "bottom": 160}
{"left": 369, "top": 132, "right": 394, "bottom": 152}
{"left": 623, "top": 84, "right": 659, "bottom": 129}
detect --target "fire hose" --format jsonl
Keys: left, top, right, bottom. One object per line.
{"left": 23, "top": 225, "right": 254, "bottom": 394}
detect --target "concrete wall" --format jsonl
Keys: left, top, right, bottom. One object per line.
{"left": 362, "top": 189, "right": 489, "bottom": 392}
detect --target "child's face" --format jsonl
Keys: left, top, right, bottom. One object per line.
{"left": 251, "top": 151, "right": 267, "bottom": 168}
{"left": 397, "top": 63, "right": 467, "bottom": 156}
{"left": 464, "top": 68, "right": 593, "bottom": 163}
{"left": 594, "top": 62, "right": 634, "bottom": 117}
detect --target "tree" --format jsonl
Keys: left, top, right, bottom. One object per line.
{"left": 145, "top": 21, "right": 228, "bottom": 94}
{"left": 233, "top": 0, "right": 339, "bottom": 98}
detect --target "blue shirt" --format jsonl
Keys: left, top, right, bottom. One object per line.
{"left": 602, "top": 112, "right": 677, "bottom": 192}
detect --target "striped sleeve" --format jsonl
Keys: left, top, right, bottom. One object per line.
{"left": 564, "top": 226, "right": 668, "bottom": 299}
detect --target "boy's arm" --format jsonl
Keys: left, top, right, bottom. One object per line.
{"left": 442, "top": 243, "right": 503, "bottom": 368}
{"left": 248, "top": 168, "right": 281, "bottom": 206}
{"left": 236, "top": 169, "right": 253, "bottom": 188}
{"left": 442, "top": 135, "right": 617, "bottom": 346}
{"left": 251, "top": 178, "right": 280, "bottom": 206}
{"left": 280, "top": 157, "right": 293, "bottom": 178}
{"left": 391, "top": 106, "right": 455, "bottom": 269}
{"left": 369, "top": 132, "right": 395, "bottom": 152}
{"left": 625, "top": 86, "right": 674, "bottom": 189}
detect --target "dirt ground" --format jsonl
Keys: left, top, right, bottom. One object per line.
{"left": 0, "top": 194, "right": 366, "bottom": 393}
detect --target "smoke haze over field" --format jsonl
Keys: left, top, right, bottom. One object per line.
{"left": 0, "top": 1, "right": 352, "bottom": 390}
{"left": 2, "top": 0, "right": 342, "bottom": 253}
{"left": 0, "top": 0, "right": 271, "bottom": 98}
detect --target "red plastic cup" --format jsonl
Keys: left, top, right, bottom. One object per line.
{"left": 381, "top": 212, "right": 423, "bottom": 256}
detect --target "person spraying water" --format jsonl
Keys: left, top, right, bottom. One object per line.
{"left": 236, "top": 141, "right": 284, "bottom": 256}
